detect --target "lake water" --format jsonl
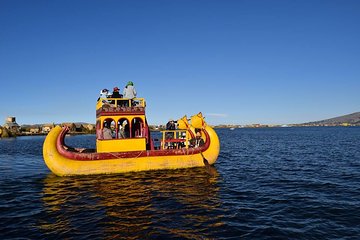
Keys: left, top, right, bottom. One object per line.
{"left": 1, "top": 127, "right": 360, "bottom": 239}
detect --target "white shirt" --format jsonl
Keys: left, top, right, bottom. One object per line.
{"left": 123, "top": 85, "right": 137, "bottom": 99}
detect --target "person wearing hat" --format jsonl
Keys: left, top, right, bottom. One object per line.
{"left": 98, "top": 89, "right": 111, "bottom": 104}
{"left": 111, "top": 87, "right": 123, "bottom": 105}
{"left": 166, "top": 119, "right": 176, "bottom": 131}
{"left": 165, "top": 119, "right": 176, "bottom": 148}
{"left": 189, "top": 130, "right": 205, "bottom": 148}
{"left": 123, "top": 81, "right": 137, "bottom": 99}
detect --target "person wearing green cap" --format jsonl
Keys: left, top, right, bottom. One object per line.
{"left": 123, "top": 81, "right": 137, "bottom": 99}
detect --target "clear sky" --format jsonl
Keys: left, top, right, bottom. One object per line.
{"left": 1, "top": 0, "right": 359, "bottom": 126}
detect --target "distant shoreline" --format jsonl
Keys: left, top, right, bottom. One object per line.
{"left": 16, "top": 132, "right": 93, "bottom": 137}
{"left": 2, "top": 124, "right": 359, "bottom": 139}
{"left": 13, "top": 125, "right": 360, "bottom": 137}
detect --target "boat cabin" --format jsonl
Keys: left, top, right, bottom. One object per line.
{"left": 96, "top": 97, "right": 149, "bottom": 152}
{"left": 96, "top": 97, "right": 191, "bottom": 153}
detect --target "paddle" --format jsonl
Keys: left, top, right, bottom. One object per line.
{"left": 200, "top": 151, "right": 209, "bottom": 165}
{"left": 200, "top": 152, "right": 217, "bottom": 176}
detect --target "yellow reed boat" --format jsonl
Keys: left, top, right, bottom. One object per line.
{"left": 43, "top": 97, "right": 220, "bottom": 176}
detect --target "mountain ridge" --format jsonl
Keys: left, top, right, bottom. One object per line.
{"left": 303, "top": 112, "right": 360, "bottom": 126}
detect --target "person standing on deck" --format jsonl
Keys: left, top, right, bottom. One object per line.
{"left": 123, "top": 81, "right": 137, "bottom": 99}
{"left": 123, "top": 81, "right": 137, "bottom": 107}
{"left": 165, "top": 119, "right": 176, "bottom": 148}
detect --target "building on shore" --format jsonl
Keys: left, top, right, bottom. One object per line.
{"left": 42, "top": 123, "right": 55, "bottom": 133}
{"left": 3, "top": 116, "right": 20, "bottom": 134}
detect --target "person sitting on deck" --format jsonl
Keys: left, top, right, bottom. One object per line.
{"left": 178, "top": 132, "right": 186, "bottom": 148}
{"left": 118, "top": 121, "right": 126, "bottom": 139}
{"left": 111, "top": 87, "right": 123, "bottom": 105}
{"left": 120, "top": 120, "right": 130, "bottom": 138}
{"left": 189, "top": 129, "right": 205, "bottom": 148}
{"left": 98, "top": 89, "right": 111, "bottom": 104}
{"left": 102, "top": 123, "right": 113, "bottom": 140}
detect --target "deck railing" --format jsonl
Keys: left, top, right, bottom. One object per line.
{"left": 97, "top": 97, "right": 145, "bottom": 108}
{"left": 96, "top": 98, "right": 146, "bottom": 116}
{"left": 160, "top": 130, "right": 189, "bottom": 149}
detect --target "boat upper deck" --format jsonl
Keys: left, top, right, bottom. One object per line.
{"left": 96, "top": 98, "right": 146, "bottom": 117}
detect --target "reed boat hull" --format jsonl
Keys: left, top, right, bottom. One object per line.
{"left": 43, "top": 126, "right": 220, "bottom": 176}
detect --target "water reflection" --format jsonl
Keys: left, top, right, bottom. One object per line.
{"left": 39, "top": 167, "right": 223, "bottom": 238}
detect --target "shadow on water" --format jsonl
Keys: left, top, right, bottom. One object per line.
{"left": 38, "top": 167, "right": 224, "bottom": 239}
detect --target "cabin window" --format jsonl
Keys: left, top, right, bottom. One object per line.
{"left": 117, "top": 118, "right": 129, "bottom": 139}
{"left": 102, "top": 118, "right": 116, "bottom": 139}
{"left": 132, "top": 117, "right": 144, "bottom": 138}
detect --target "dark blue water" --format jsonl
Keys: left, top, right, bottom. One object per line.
{"left": 1, "top": 127, "right": 360, "bottom": 239}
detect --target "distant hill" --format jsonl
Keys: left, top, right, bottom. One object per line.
{"left": 304, "top": 112, "right": 360, "bottom": 126}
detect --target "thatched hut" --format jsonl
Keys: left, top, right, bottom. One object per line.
{"left": 0, "top": 125, "right": 12, "bottom": 138}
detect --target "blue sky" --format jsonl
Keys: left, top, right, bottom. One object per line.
{"left": 1, "top": 0, "right": 359, "bottom": 125}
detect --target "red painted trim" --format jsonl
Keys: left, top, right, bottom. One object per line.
{"left": 96, "top": 111, "right": 145, "bottom": 118}
{"left": 96, "top": 107, "right": 145, "bottom": 118}
{"left": 56, "top": 127, "right": 211, "bottom": 161}
{"left": 163, "top": 139, "right": 186, "bottom": 143}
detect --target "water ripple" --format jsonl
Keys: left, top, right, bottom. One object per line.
{"left": 1, "top": 127, "right": 360, "bottom": 239}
